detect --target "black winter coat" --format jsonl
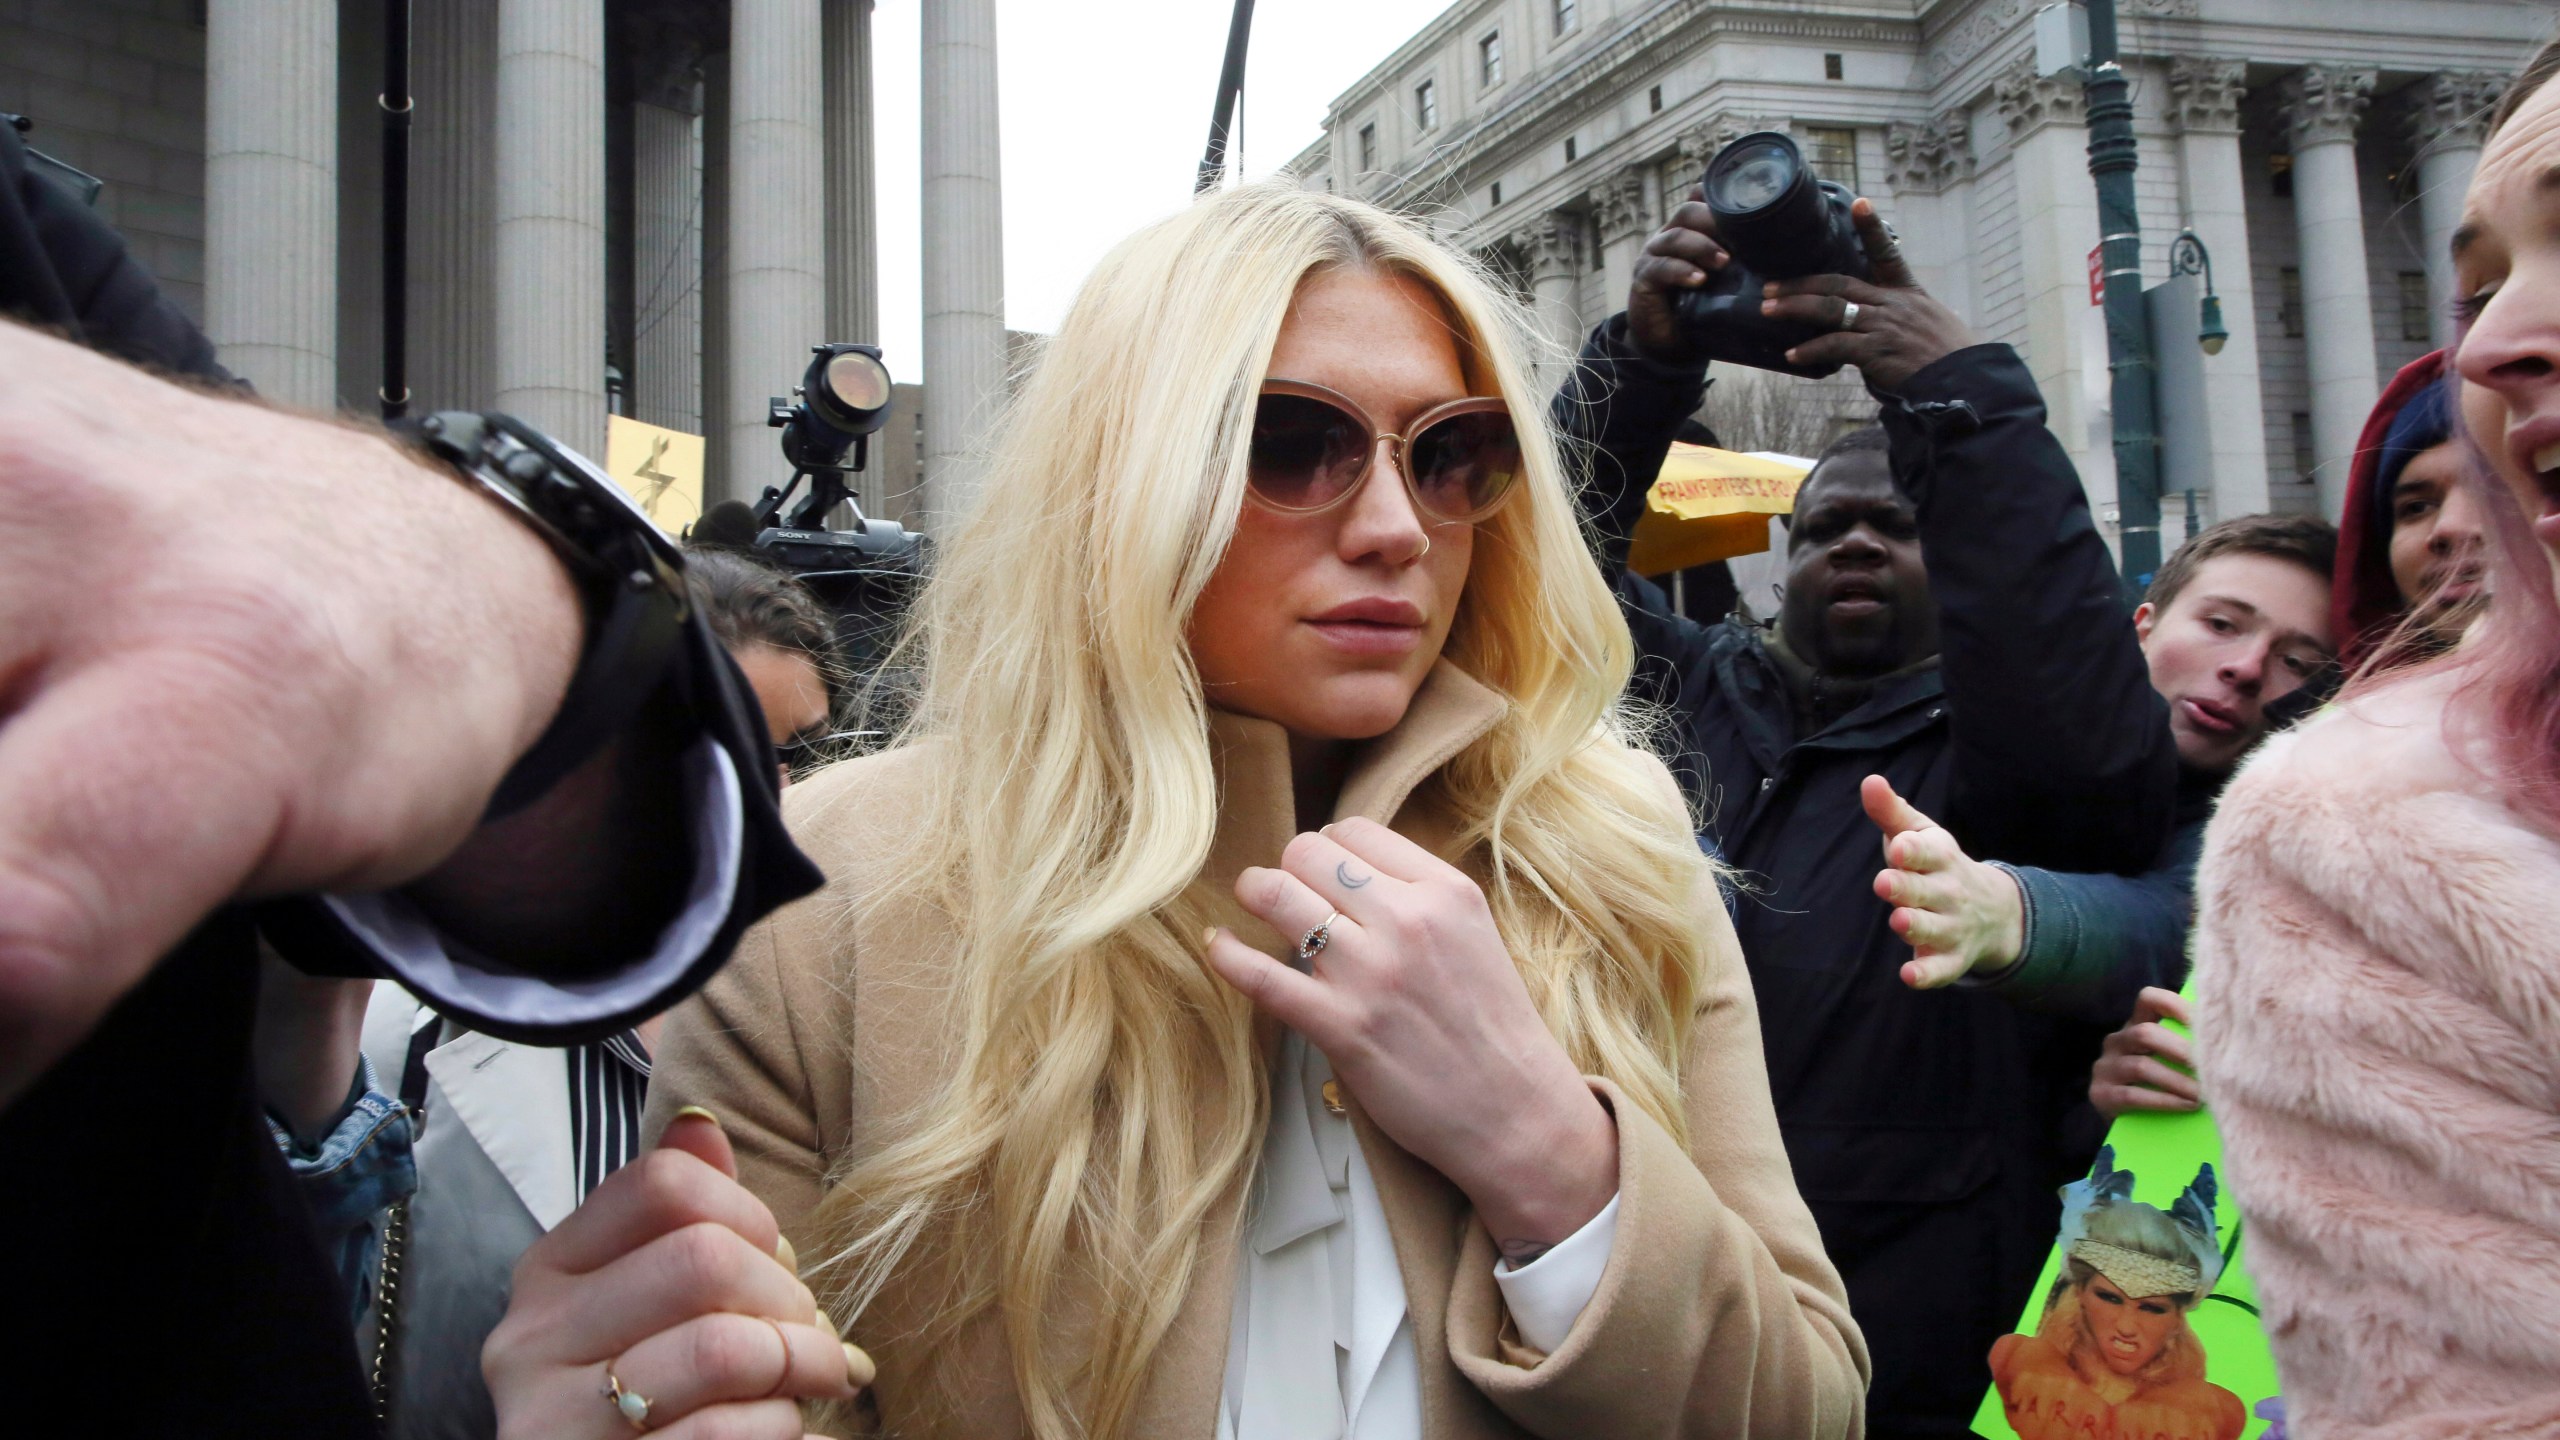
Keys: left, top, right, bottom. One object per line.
{"left": 1556, "top": 317, "right": 2177, "bottom": 1439}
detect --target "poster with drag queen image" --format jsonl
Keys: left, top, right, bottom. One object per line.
{"left": 1972, "top": 1124, "right": 2284, "bottom": 1440}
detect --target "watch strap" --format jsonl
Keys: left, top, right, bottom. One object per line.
{"left": 403, "top": 411, "right": 690, "bottom": 818}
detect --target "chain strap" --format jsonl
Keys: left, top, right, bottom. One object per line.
{"left": 370, "top": 1199, "right": 410, "bottom": 1425}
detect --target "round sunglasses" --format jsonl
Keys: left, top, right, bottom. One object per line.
{"left": 1247, "top": 379, "right": 1524, "bottom": 524}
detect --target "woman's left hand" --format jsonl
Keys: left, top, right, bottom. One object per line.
{"left": 1207, "top": 817, "right": 1617, "bottom": 1260}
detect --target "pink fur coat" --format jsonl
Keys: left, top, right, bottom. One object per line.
{"left": 2193, "top": 667, "right": 2560, "bottom": 1439}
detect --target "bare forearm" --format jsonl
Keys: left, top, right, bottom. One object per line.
{"left": 252, "top": 955, "right": 374, "bottom": 1143}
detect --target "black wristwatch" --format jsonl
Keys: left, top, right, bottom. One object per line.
{"left": 403, "top": 411, "right": 690, "bottom": 818}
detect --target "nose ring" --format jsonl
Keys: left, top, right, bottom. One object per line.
{"left": 1419, "top": 534, "right": 1433, "bottom": 559}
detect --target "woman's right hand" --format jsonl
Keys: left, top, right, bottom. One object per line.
{"left": 2089, "top": 987, "right": 2203, "bottom": 1119}
{"left": 484, "top": 1109, "right": 872, "bottom": 1439}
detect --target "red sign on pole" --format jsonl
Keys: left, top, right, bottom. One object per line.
{"left": 2088, "top": 244, "right": 2105, "bottom": 306}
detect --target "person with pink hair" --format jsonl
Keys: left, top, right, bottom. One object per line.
{"left": 2189, "top": 40, "right": 2560, "bottom": 1439}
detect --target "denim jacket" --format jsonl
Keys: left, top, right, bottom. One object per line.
{"left": 268, "top": 1051, "right": 418, "bottom": 1322}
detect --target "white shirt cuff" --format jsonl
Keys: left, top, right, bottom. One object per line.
{"left": 318, "top": 734, "right": 745, "bottom": 1030}
{"left": 1491, "top": 1190, "right": 1620, "bottom": 1355}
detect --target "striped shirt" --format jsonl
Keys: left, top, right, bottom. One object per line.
{"left": 568, "top": 1031, "right": 653, "bottom": 1201}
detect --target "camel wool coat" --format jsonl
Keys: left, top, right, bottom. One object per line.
{"left": 645, "top": 662, "right": 1868, "bottom": 1439}
{"left": 2193, "top": 668, "right": 2560, "bottom": 1438}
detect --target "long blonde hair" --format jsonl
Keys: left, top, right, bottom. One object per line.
{"left": 810, "top": 182, "right": 1715, "bottom": 1438}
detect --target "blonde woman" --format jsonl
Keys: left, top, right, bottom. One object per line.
{"left": 641, "top": 182, "right": 1865, "bottom": 1440}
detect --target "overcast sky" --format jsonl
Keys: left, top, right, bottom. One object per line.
{"left": 862, "top": 0, "right": 1457, "bottom": 382}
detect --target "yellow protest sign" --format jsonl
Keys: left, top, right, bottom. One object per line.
{"left": 603, "top": 415, "right": 706, "bottom": 536}
{"left": 1625, "top": 443, "right": 1810, "bottom": 577}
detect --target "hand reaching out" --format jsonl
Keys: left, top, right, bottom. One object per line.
{"left": 1861, "top": 776, "right": 2026, "bottom": 989}
{"left": 2089, "top": 987, "right": 2203, "bottom": 1119}
{"left": 483, "top": 1109, "right": 870, "bottom": 1439}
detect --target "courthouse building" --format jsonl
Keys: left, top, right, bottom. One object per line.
{"left": 0, "top": 0, "right": 1008, "bottom": 527}
{"left": 1290, "top": 0, "right": 2555, "bottom": 535}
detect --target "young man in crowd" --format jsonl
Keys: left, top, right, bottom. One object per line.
{"left": 1862, "top": 513, "right": 2337, "bottom": 1048}
{"left": 1556, "top": 195, "right": 2176, "bottom": 1438}
{"left": 2082, "top": 352, "right": 2479, "bottom": 1120}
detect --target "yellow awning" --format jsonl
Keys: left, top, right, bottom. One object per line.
{"left": 1625, "top": 443, "right": 1811, "bottom": 577}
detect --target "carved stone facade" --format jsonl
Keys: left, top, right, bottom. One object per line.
{"left": 1675, "top": 112, "right": 1778, "bottom": 170}
{"left": 1285, "top": 0, "right": 2539, "bottom": 532}
{"left": 2281, "top": 64, "right": 2378, "bottom": 149}
{"left": 1994, "top": 56, "right": 2084, "bottom": 137}
{"left": 2410, "top": 69, "right": 2511, "bottom": 155}
{"left": 1592, "top": 167, "right": 1651, "bottom": 243}
{"left": 1885, "top": 111, "right": 1973, "bottom": 193}
{"left": 2164, "top": 57, "right": 2246, "bottom": 135}
{"left": 1512, "top": 213, "right": 1583, "bottom": 282}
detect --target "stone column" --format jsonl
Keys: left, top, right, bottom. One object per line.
{"left": 409, "top": 0, "right": 497, "bottom": 414}
{"left": 1518, "top": 215, "right": 1584, "bottom": 356}
{"left": 494, "top": 0, "right": 606, "bottom": 457}
{"left": 1591, "top": 167, "right": 1651, "bottom": 317}
{"left": 822, "top": 0, "right": 885, "bottom": 515}
{"left": 2411, "top": 71, "right": 2508, "bottom": 350}
{"left": 205, "top": 0, "right": 337, "bottom": 409}
{"left": 2281, "top": 64, "right": 2379, "bottom": 520}
{"left": 1882, "top": 110, "right": 1976, "bottom": 322}
{"left": 632, "top": 89, "right": 704, "bottom": 435}
{"left": 725, "top": 0, "right": 827, "bottom": 498}
{"left": 922, "top": 0, "right": 1007, "bottom": 528}
{"left": 2166, "top": 56, "right": 2270, "bottom": 520}
{"left": 824, "top": 0, "right": 880, "bottom": 346}
{"left": 1996, "top": 58, "right": 2111, "bottom": 517}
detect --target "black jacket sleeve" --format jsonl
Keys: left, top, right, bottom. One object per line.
{"left": 1875, "top": 344, "right": 2176, "bottom": 875}
{"left": 0, "top": 122, "right": 235, "bottom": 382}
{"left": 1552, "top": 313, "right": 1714, "bottom": 571}
{"left": 0, "top": 120, "right": 822, "bottom": 1041}
{"left": 1548, "top": 314, "right": 1733, "bottom": 722}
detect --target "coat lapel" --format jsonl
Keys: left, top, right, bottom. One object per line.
{"left": 425, "top": 1031, "right": 577, "bottom": 1231}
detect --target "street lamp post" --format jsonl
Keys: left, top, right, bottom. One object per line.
{"left": 2082, "top": 0, "right": 2164, "bottom": 601}
{"left": 2167, "top": 229, "right": 2229, "bottom": 356}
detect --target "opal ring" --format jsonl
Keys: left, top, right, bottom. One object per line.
{"left": 602, "top": 1360, "right": 653, "bottom": 1431}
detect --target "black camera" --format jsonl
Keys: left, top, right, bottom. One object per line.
{"left": 1673, "top": 131, "right": 1871, "bottom": 377}
{"left": 748, "top": 343, "right": 925, "bottom": 671}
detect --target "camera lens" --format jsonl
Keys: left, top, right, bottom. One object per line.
{"left": 1707, "top": 137, "right": 1799, "bottom": 215}
{"left": 1702, "top": 130, "right": 1848, "bottom": 281}
{"left": 818, "top": 349, "right": 891, "bottom": 422}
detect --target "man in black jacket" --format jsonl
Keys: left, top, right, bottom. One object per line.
{"left": 0, "top": 118, "right": 821, "bottom": 1431}
{"left": 1557, "top": 194, "right": 2176, "bottom": 1437}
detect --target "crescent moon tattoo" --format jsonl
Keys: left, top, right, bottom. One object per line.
{"left": 1336, "top": 861, "right": 1373, "bottom": 890}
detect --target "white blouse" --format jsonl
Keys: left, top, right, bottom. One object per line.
{"left": 1215, "top": 1029, "right": 1620, "bottom": 1440}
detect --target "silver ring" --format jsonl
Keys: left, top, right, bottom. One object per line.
{"left": 1419, "top": 534, "right": 1432, "bottom": 559}
{"left": 1838, "top": 300, "right": 1862, "bottom": 332}
{"left": 1296, "top": 912, "right": 1340, "bottom": 964}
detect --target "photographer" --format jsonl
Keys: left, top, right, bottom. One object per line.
{"left": 1555, "top": 187, "right": 2175, "bottom": 1437}
{"left": 0, "top": 118, "right": 840, "bottom": 1433}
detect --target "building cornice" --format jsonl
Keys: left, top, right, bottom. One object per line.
{"left": 1366, "top": 0, "right": 1919, "bottom": 210}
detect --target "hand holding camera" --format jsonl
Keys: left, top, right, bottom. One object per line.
{"left": 1628, "top": 130, "right": 1976, "bottom": 393}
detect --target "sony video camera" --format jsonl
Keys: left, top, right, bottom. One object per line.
{"left": 745, "top": 342, "right": 925, "bottom": 672}
{"left": 1673, "top": 130, "right": 1872, "bottom": 377}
